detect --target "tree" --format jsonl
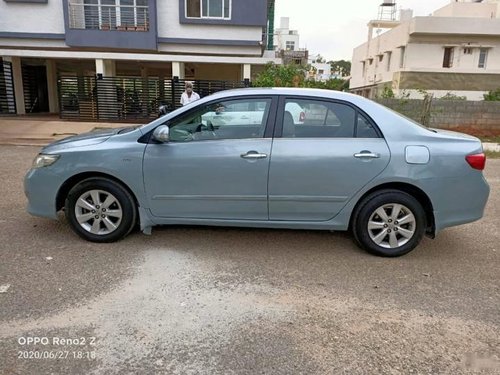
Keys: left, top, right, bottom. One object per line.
{"left": 314, "top": 54, "right": 326, "bottom": 64}
{"left": 253, "top": 63, "right": 307, "bottom": 88}
{"left": 253, "top": 63, "right": 348, "bottom": 91}
{"left": 328, "top": 60, "right": 351, "bottom": 77}
{"left": 303, "top": 78, "right": 348, "bottom": 91}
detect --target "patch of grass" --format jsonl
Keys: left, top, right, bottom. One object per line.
{"left": 485, "top": 150, "right": 500, "bottom": 159}
{"left": 480, "top": 136, "right": 500, "bottom": 143}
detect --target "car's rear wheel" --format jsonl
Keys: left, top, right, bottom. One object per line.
{"left": 65, "top": 178, "right": 137, "bottom": 242}
{"left": 352, "top": 189, "right": 426, "bottom": 257}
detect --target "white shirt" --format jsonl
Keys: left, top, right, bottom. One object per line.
{"left": 180, "top": 91, "right": 200, "bottom": 106}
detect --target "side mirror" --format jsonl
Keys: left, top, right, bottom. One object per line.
{"left": 153, "top": 125, "right": 170, "bottom": 143}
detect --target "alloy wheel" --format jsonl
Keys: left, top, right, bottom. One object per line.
{"left": 74, "top": 189, "right": 123, "bottom": 235}
{"left": 367, "top": 203, "right": 416, "bottom": 249}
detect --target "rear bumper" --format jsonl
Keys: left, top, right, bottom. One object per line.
{"left": 427, "top": 174, "right": 490, "bottom": 233}
{"left": 24, "top": 168, "right": 63, "bottom": 220}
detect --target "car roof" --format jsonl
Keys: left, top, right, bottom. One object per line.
{"left": 208, "top": 87, "right": 360, "bottom": 101}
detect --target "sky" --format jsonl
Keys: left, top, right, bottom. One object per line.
{"left": 274, "top": 0, "right": 451, "bottom": 61}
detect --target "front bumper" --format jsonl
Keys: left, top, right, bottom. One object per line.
{"left": 24, "top": 167, "right": 64, "bottom": 220}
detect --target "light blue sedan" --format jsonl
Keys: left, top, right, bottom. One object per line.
{"left": 24, "top": 88, "right": 490, "bottom": 256}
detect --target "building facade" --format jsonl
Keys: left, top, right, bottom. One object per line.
{"left": 350, "top": 0, "right": 500, "bottom": 100}
{"left": 273, "top": 17, "right": 299, "bottom": 52}
{"left": 272, "top": 17, "right": 308, "bottom": 66}
{"left": 308, "top": 61, "right": 332, "bottom": 82}
{"left": 0, "top": 0, "right": 279, "bottom": 117}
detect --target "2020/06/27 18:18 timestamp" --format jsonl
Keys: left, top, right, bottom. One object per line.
{"left": 18, "top": 350, "right": 96, "bottom": 360}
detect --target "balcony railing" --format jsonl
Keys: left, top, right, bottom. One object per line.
{"left": 68, "top": 1, "right": 149, "bottom": 31}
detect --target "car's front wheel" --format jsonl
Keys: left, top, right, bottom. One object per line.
{"left": 65, "top": 178, "right": 137, "bottom": 242}
{"left": 352, "top": 189, "right": 426, "bottom": 257}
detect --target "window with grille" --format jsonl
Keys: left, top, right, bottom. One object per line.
{"left": 478, "top": 48, "right": 488, "bottom": 69}
{"left": 68, "top": 0, "right": 149, "bottom": 31}
{"left": 186, "top": 0, "right": 231, "bottom": 19}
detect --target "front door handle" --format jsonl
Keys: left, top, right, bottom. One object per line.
{"left": 241, "top": 151, "right": 268, "bottom": 160}
{"left": 354, "top": 151, "right": 380, "bottom": 159}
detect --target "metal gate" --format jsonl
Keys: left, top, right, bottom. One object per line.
{"left": 0, "top": 61, "right": 16, "bottom": 115}
{"left": 58, "top": 75, "right": 250, "bottom": 121}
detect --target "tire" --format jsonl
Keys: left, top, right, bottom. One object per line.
{"left": 65, "top": 178, "right": 137, "bottom": 243}
{"left": 352, "top": 189, "right": 426, "bottom": 257}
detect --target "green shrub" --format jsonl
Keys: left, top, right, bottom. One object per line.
{"left": 379, "top": 86, "right": 395, "bottom": 99}
{"left": 439, "top": 92, "right": 467, "bottom": 101}
{"left": 253, "top": 63, "right": 307, "bottom": 88}
{"left": 484, "top": 89, "right": 500, "bottom": 101}
{"left": 253, "top": 63, "right": 348, "bottom": 91}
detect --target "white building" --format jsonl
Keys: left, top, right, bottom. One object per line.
{"left": 350, "top": 0, "right": 500, "bottom": 100}
{"left": 307, "top": 54, "right": 332, "bottom": 81}
{"left": 273, "top": 17, "right": 300, "bottom": 51}
{"left": 308, "top": 62, "right": 332, "bottom": 81}
{"left": 0, "top": 0, "right": 279, "bottom": 118}
{"left": 307, "top": 55, "right": 349, "bottom": 82}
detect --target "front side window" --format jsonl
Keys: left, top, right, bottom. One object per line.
{"left": 478, "top": 48, "right": 488, "bottom": 68}
{"left": 281, "top": 99, "right": 357, "bottom": 138}
{"left": 186, "top": 0, "right": 230, "bottom": 19}
{"left": 168, "top": 98, "right": 271, "bottom": 142}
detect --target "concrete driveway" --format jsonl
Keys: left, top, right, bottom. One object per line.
{"left": 0, "top": 145, "right": 498, "bottom": 374}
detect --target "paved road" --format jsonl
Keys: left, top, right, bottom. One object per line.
{"left": 0, "top": 146, "right": 499, "bottom": 374}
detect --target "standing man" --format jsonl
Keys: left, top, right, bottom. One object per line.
{"left": 180, "top": 81, "right": 200, "bottom": 106}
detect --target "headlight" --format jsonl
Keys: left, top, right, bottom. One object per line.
{"left": 32, "top": 154, "right": 60, "bottom": 169}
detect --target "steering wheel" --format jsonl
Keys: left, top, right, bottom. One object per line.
{"left": 193, "top": 121, "right": 216, "bottom": 140}
{"left": 170, "top": 129, "right": 193, "bottom": 142}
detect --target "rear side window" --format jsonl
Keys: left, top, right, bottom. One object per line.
{"left": 281, "top": 98, "right": 380, "bottom": 139}
{"left": 356, "top": 113, "right": 379, "bottom": 138}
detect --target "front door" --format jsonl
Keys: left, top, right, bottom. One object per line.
{"left": 22, "top": 65, "right": 49, "bottom": 113}
{"left": 143, "top": 96, "right": 277, "bottom": 220}
{"left": 268, "top": 96, "right": 390, "bottom": 221}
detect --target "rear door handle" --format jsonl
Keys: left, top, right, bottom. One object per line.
{"left": 241, "top": 151, "right": 268, "bottom": 160}
{"left": 354, "top": 151, "right": 380, "bottom": 159}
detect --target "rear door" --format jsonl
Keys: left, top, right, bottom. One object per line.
{"left": 268, "top": 96, "right": 390, "bottom": 221}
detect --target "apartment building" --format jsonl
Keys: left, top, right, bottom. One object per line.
{"left": 272, "top": 17, "right": 308, "bottom": 66}
{"left": 350, "top": 0, "right": 500, "bottom": 100}
{"left": 273, "top": 17, "right": 299, "bottom": 52}
{"left": 0, "top": 0, "right": 279, "bottom": 118}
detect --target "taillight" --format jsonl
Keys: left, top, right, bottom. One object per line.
{"left": 466, "top": 153, "right": 486, "bottom": 171}
{"left": 299, "top": 112, "right": 306, "bottom": 122}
